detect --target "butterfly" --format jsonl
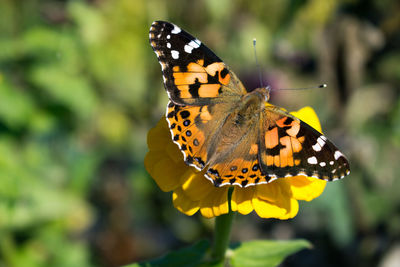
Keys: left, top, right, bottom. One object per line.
{"left": 149, "top": 21, "right": 350, "bottom": 188}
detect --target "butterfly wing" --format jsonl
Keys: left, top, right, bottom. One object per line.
{"left": 166, "top": 101, "right": 238, "bottom": 173}
{"left": 151, "top": 21, "right": 251, "bottom": 179}
{"left": 258, "top": 106, "right": 350, "bottom": 182}
{"left": 150, "top": 21, "right": 247, "bottom": 106}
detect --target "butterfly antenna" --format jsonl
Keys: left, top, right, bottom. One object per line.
{"left": 253, "top": 39, "right": 264, "bottom": 89}
{"left": 271, "top": 84, "right": 327, "bottom": 91}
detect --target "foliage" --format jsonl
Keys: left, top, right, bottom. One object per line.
{"left": 124, "top": 239, "right": 310, "bottom": 267}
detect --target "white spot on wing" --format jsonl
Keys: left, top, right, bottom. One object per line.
{"left": 167, "top": 34, "right": 171, "bottom": 39}
{"left": 330, "top": 161, "right": 334, "bottom": 165}
{"left": 171, "top": 50, "right": 179, "bottom": 59}
{"left": 307, "top": 156, "right": 318, "bottom": 164}
{"left": 171, "top": 25, "right": 181, "bottom": 34}
{"left": 319, "top": 162, "right": 326, "bottom": 167}
{"left": 313, "top": 136, "right": 326, "bottom": 151}
{"left": 317, "top": 136, "right": 326, "bottom": 147}
{"left": 184, "top": 39, "right": 201, "bottom": 54}
{"left": 167, "top": 43, "right": 171, "bottom": 48}
{"left": 184, "top": 45, "right": 194, "bottom": 53}
{"left": 334, "top": 150, "right": 343, "bottom": 160}
{"left": 190, "top": 39, "right": 201, "bottom": 48}
{"left": 312, "top": 143, "right": 322, "bottom": 151}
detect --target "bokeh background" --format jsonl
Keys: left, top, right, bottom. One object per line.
{"left": 0, "top": 0, "right": 399, "bottom": 266}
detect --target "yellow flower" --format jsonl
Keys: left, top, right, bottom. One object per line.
{"left": 144, "top": 107, "right": 327, "bottom": 219}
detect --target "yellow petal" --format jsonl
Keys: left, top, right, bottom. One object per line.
{"left": 256, "top": 179, "right": 292, "bottom": 203}
{"left": 147, "top": 117, "right": 171, "bottom": 151}
{"left": 199, "top": 187, "right": 229, "bottom": 218}
{"left": 173, "top": 187, "right": 199, "bottom": 216}
{"left": 152, "top": 157, "right": 185, "bottom": 192}
{"left": 231, "top": 187, "right": 255, "bottom": 215}
{"left": 288, "top": 176, "right": 327, "bottom": 201}
{"left": 282, "top": 198, "right": 299, "bottom": 219}
{"left": 291, "top": 106, "right": 322, "bottom": 133}
{"left": 181, "top": 170, "right": 215, "bottom": 201}
{"left": 253, "top": 197, "right": 299, "bottom": 220}
{"left": 144, "top": 151, "right": 164, "bottom": 177}
{"left": 212, "top": 189, "right": 230, "bottom": 216}
{"left": 166, "top": 141, "right": 185, "bottom": 164}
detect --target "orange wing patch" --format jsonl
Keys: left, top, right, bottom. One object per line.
{"left": 204, "top": 62, "right": 231, "bottom": 85}
{"left": 262, "top": 116, "right": 305, "bottom": 169}
{"left": 249, "top": 144, "right": 258, "bottom": 155}
{"left": 199, "top": 106, "right": 212, "bottom": 122}
{"left": 171, "top": 60, "right": 231, "bottom": 100}
{"left": 265, "top": 127, "right": 279, "bottom": 149}
{"left": 198, "top": 84, "right": 220, "bottom": 97}
{"left": 173, "top": 72, "right": 208, "bottom": 85}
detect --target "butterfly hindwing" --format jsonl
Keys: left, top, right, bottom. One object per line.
{"left": 166, "top": 101, "right": 236, "bottom": 172}
{"left": 204, "top": 121, "right": 269, "bottom": 187}
{"left": 150, "top": 21, "right": 247, "bottom": 106}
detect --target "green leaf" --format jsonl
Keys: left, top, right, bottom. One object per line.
{"left": 230, "top": 239, "right": 311, "bottom": 267}
{"left": 0, "top": 80, "right": 35, "bottom": 129}
{"left": 124, "top": 240, "right": 210, "bottom": 267}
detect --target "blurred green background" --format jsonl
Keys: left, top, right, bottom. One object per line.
{"left": 0, "top": 0, "right": 400, "bottom": 266}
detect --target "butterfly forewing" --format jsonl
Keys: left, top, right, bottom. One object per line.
{"left": 258, "top": 108, "right": 350, "bottom": 181}
{"left": 149, "top": 21, "right": 247, "bottom": 106}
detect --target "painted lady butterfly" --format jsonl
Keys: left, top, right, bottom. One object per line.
{"left": 149, "top": 21, "right": 350, "bottom": 187}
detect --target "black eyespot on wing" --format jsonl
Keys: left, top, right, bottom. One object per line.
{"left": 180, "top": 110, "right": 190, "bottom": 119}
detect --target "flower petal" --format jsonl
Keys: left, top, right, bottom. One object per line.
{"left": 291, "top": 106, "right": 322, "bottom": 133}
{"left": 256, "top": 179, "right": 292, "bottom": 203}
{"left": 151, "top": 157, "right": 185, "bottom": 192}
{"left": 231, "top": 187, "right": 255, "bottom": 215}
{"left": 181, "top": 170, "right": 215, "bottom": 201}
{"left": 253, "top": 197, "right": 299, "bottom": 219}
{"left": 288, "top": 176, "right": 327, "bottom": 201}
{"left": 144, "top": 150, "right": 164, "bottom": 177}
{"left": 199, "top": 187, "right": 229, "bottom": 218}
{"left": 166, "top": 141, "right": 185, "bottom": 164}
{"left": 147, "top": 118, "right": 171, "bottom": 151}
{"left": 173, "top": 187, "right": 199, "bottom": 216}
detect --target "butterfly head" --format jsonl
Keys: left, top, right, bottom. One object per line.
{"left": 252, "top": 86, "right": 271, "bottom": 103}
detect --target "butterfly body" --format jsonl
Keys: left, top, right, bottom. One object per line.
{"left": 150, "top": 21, "right": 350, "bottom": 187}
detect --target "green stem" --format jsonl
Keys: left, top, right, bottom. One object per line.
{"left": 210, "top": 187, "right": 235, "bottom": 262}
